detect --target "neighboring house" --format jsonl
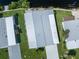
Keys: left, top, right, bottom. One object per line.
{"left": 0, "top": 16, "right": 21, "bottom": 59}
{"left": 62, "top": 16, "right": 79, "bottom": 49}
{"left": 24, "top": 8, "right": 59, "bottom": 59}
{"left": 0, "top": 16, "right": 16, "bottom": 48}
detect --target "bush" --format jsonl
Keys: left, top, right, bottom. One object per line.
{"left": 68, "top": 49, "right": 76, "bottom": 56}
{"left": 9, "top": 0, "right": 29, "bottom": 9}
{"left": 9, "top": 2, "right": 18, "bottom": 9}
{"left": 36, "top": 47, "right": 45, "bottom": 52}
{"left": 0, "top": 4, "right": 3, "bottom": 11}
{"left": 64, "top": 29, "right": 70, "bottom": 39}
{"left": 22, "top": 1, "right": 29, "bottom": 8}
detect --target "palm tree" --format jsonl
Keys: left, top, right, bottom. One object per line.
{"left": 64, "top": 29, "right": 70, "bottom": 39}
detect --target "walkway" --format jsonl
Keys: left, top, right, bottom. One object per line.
{"left": 45, "top": 45, "right": 59, "bottom": 59}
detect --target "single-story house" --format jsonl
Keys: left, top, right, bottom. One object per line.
{"left": 62, "top": 16, "right": 79, "bottom": 49}
{"left": 24, "top": 8, "right": 59, "bottom": 59}
{"left": 0, "top": 16, "right": 17, "bottom": 48}
{"left": 0, "top": 16, "right": 22, "bottom": 59}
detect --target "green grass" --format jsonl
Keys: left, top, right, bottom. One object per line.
{"left": 0, "top": 9, "right": 46, "bottom": 59}
{"left": 75, "top": 49, "right": 79, "bottom": 59}
{"left": 18, "top": 10, "right": 46, "bottom": 59}
{"left": 54, "top": 10, "right": 71, "bottom": 59}
{"left": 55, "top": 10, "right": 79, "bottom": 59}
{"left": 0, "top": 48, "right": 8, "bottom": 59}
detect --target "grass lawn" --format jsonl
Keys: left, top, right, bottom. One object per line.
{"left": 55, "top": 10, "right": 79, "bottom": 59}
{"left": 0, "top": 9, "right": 46, "bottom": 59}
{"left": 0, "top": 48, "right": 8, "bottom": 59}
{"left": 54, "top": 10, "right": 72, "bottom": 57}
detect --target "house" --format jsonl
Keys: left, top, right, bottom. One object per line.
{"left": 24, "top": 8, "right": 59, "bottom": 59}
{"left": 62, "top": 16, "right": 79, "bottom": 49}
{"left": 0, "top": 16, "right": 22, "bottom": 59}
{"left": 0, "top": 16, "right": 17, "bottom": 48}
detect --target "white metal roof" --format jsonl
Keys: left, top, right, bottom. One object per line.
{"left": 24, "top": 9, "right": 59, "bottom": 48}
{"left": 62, "top": 20, "right": 79, "bottom": 41}
{"left": 62, "top": 19, "right": 79, "bottom": 49}
{"left": 45, "top": 45, "right": 59, "bottom": 59}
{"left": 24, "top": 11, "right": 37, "bottom": 48}
{"left": 25, "top": 10, "right": 59, "bottom": 48}
{"left": 0, "top": 18, "right": 8, "bottom": 48}
{"left": 66, "top": 40, "right": 79, "bottom": 49}
{"left": 49, "top": 15, "right": 59, "bottom": 44}
{"left": 5, "top": 16, "right": 16, "bottom": 46}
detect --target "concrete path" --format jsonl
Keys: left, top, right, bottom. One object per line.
{"left": 45, "top": 45, "right": 59, "bottom": 59}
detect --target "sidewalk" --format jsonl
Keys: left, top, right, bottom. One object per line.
{"left": 45, "top": 45, "right": 59, "bottom": 59}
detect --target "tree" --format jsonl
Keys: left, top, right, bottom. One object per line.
{"left": 22, "top": 1, "right": 29, "bottom": 8}
{"left": 64, "top": 29, "right": 70, "bottom": 39}
{"left": 68, "top": 49, "right": 76, "bottom": 56}
{"left": 9, "top": 2, "right": 18, "bottom": 9}
{"left": 0, "top": 4, "right": 3, "bottom": 11}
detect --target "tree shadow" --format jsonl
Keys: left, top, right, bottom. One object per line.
{"left": 54, "top": 10, "right": 61, "bottom": 42}
{"left": 0, "top": 13, "right": 3, "bottom": 18}
{"left": 0, "top": 0, "right": 11, "bottom": 5}
{"left": 68, "top": 49, "right": 76, "bottom": 56}
{"left": 36, "top": 47, "right": 45, "bottom": 52}
{"left": 29, "top": 0, "right": 79, "bottom": 9}
{"left": 0, "top": 0, "right": 19, "bottom": 5}
{"left": 14, "top": 13, "right": 22, "bottom": 43}
{"left": 64, "top": 29, "right": 70, "bottom": 39}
